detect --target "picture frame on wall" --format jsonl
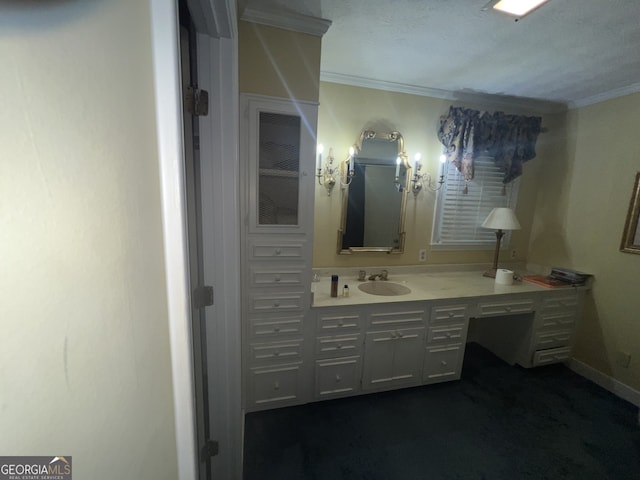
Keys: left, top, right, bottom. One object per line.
{"left": 620, "top": 171, "right": 640, "bottom": 254}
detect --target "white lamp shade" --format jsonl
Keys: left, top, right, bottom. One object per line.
{"left": 481, "top": 208, "right": 521, "bottom": 230}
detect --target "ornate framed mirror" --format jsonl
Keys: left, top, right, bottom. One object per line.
{"left": 620, "top": 171, "right": 640, "bottom": 254}
{"left": 337, "top": 130, "right": 410, "bottom": 254}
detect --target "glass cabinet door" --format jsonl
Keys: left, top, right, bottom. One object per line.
{"left": 258, "top": 112, "right": 301, "bottom": 226}
{"left": 243, "top": 94, "right": 317, "bottom": 234}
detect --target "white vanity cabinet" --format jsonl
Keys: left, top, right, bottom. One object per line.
{"left": 530, "top": 289, "right": 584, "bottom": 367}
{"left": 313, "top": 308, "right": 364, "bottom": 399}
{"left": 361, "top": 305, "right": 426, "bottom": 391}
{"left": 240, "top": 94, "right": 318, "bottom": 412}
{"left": 278, "top": 279, "right": 587, "bottom": 412}
{"left": 423, "top": 301, "right": 470, "bottom": 384}
{"left": 470, "top": 289, "right": 584, "bottom": 369}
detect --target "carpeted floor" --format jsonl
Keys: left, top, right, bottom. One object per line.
{"left": 243, "top": 343, "right": 640, "bottom": 479}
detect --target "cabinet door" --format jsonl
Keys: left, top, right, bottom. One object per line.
{"left": 242, "top": 94, "right": 317, "bottom": 234}
{"left": 392, "top": 328, "right": 426, "bottom": 384}
{"left": 362, "top": 328, "right": 425, "bottom": 391}
{"left": 362, "top": 331, "right": 396, "bottom": 389}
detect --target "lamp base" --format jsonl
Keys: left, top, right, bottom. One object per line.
{"left": 483, "top": 268, "right": 497, "bottom": 278}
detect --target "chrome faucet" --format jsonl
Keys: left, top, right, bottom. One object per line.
{"left": 368, "top": 269, "right": 388, "bottom": 281}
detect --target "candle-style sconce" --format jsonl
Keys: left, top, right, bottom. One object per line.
{"left": 316, "top": 144, "right": 355, "bottom": 196}
{"left": 411, "top": 153, "right": 447, "bottom": 196}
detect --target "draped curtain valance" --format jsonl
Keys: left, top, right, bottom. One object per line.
{"left": 437, "top": 106, "right": 542, "bottom": 184}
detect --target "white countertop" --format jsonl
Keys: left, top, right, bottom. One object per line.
{"left": 311, "top": 270, "right": 561, "bottom": 308}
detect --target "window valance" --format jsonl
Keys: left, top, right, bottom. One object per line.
{"left": 437, "top": 106, "right": 542, "bottom": 184}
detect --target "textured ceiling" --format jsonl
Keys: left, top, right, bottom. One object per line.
{"left": 241, "top": 0, "right": 640, "bottom": 111}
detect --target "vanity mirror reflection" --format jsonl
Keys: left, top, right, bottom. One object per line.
{"left": 338, "top": 130, "right": 410, "bottom": 254}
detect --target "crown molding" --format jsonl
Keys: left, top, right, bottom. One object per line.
{"left": 569, "top": 81, "right": 640, "bottom": 109}
{"left": 240, "top": 6, "right": 331, "bottom": 37}
{"left": 321, "top": 71, "right": 455, "bottom": 100}
{"left": 320, "top": 71, "right": 568, "bottom": 114}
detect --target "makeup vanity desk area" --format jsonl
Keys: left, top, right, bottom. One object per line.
{"left": 307, "top": 270, "right": 586, "bottom": 403}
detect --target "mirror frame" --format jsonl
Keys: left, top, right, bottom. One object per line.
{"left": 620, "top": 171, "right": 640, "bottom": 254}
{"left": 337, "top": 129, "right": 410, "bottom": 254}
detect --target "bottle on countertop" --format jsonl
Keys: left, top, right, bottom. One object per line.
{"left": 330, "top": 275, "right": 339, "bottom": 297}
{"left": 343, "top": 284, "right": 349, "bottom": 297}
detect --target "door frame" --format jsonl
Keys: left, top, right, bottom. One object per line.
{"left": 150, "top": 1, "right": 241, "bottom": 479}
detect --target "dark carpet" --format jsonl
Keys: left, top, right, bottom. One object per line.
{"left": 243, "top": 343, "right": 640, "bottom": 479}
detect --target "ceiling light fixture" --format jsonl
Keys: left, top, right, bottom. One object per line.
{"left": 491, "top": 0, "right": 551, "bottom": 17}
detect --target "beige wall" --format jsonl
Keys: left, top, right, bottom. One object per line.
{"left": 529, "top": 93, "right": 640, "bottom": 390}
{"left": 314, "top": 82, "right": 545, "bottom": 268}
{"left": 238, "top": 20, "right": 321, "bottom": 102}
{"left": 0, "top": 2, "right": 178, "bottom": 478}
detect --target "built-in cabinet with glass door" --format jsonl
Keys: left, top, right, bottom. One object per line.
{"left": 240, "top": 94, "right": 317, "bottom": 412}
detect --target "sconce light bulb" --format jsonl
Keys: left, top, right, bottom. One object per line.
{"left": 349, "top": 146, "right": 355, "bottom": 156}
{"left": 439, "top": 154, "right": 446, "bottom": 164}
{"left": 396, "top": 157, "right": 401, "bottom": 165}
{"left": 415, "top": 152, "right": 421, "bottom": 161}
{"left": 317, "top": 144, "right": 324, "bottom": 155}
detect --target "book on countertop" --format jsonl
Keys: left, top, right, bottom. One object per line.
{"left": 549, "top": 267, "right": 591, "bottom": 284}
{"left": 522, "top": 275, "right": 579, "bottom": 288}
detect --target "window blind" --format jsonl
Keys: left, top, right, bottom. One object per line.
{"left": 432, "top": 156, "right": 519, "bottom": 248}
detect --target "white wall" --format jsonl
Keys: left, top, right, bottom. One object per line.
{"left": 0, "top": 1, "right": 178, "bottom": 478}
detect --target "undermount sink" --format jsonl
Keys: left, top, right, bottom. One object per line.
{"left": 358, "top": 281, "right": 411, "bottom": 296}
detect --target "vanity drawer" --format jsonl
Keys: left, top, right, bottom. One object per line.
{"left": 540, "top": 293, "right": 579, "bottom": 313}
{"left": 317, "top": 311, "right": 362, "bottom": 333}
{"left": 534, "top": 329, "right": 573, "bottom": 350}
{"left": 538, "top": 312, "right": 577, "bottom": 332}
{"left": 427, "top": 324, "right": 466, "bottom": 345}
{"left": 247, "top": 363, "right": 304, "bottom": 410}
{"left": 532, "top": 346, "right": 572, "bottom": 366}
{"left": 249, "top": 339, "right": 303, "bottom": 364}
{"left": 475, "top": 297, "right": 535, "bottom": 317}
{"left": 249, "top": 315, "right": 303, "bottom": 339}
{"left": 249, "top": 290, "right": 305, "bottom": 313}
{"left": 248, "top": 239, "right": 306, "bottom": 260}
{"left": 423, "top": 344, "right": 465, "bottom": 384}
{"left": 250, "top": 266, "right": 306, "bottom": 287}
{"left": 368, "top": 308, "right": 426, "bottom": 329}
{"left": 315, "top": 356, "right": 362, "bottom": 399}
{"left": 430, "top": 303, "right": 469, "bottom": 324}
{"left": 315, "top": 334, "right": 362, "bottom": 358}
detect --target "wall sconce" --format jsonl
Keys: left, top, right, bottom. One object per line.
{"left": 317, "top": 144, "right": 355, "bottom": 195}
{"left": 316, "top": 144, "right": 336, "bottom": 195}
{"left": 411, "top": 153, "right": 447, "bottom": 196}
{"left": 341, "top": 146, "right": 355, "bottom": 189}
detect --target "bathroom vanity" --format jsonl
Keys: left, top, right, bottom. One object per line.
{"left": 244, "top": 270, "right": 586, "bottom": 412}
{"left": 239, "top": 93, "right": 586, "bottom": 413}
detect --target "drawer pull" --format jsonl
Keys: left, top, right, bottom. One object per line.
{"left": 337, "top": 343, "right": 342, "bottom": 349}
{"left": 338, "top": 320, "right": 344, "bottom": 326}
{"left": 273, "top": 381, "right": 280, "bottom": 390}
{"left": 273, "top": 301, "right": 280, "bottom": 307}
{"left": 505, "top": 306, "right": 512, "bottom": 312}
{"left": 441, "top": 360, "right": 448, "bottom": 366}
{"left": 274, "top": 276, "right": 281, "bottom": 282}
{"left": 274, "top": 327, "right": 280, "bottom": 332}
{"left": 335, "top": 374, "right": 342, "bottom": 382}
{"left": 274, "top": 351, "right": 280, "bottom": 356}
{"left": 448, "top": 312, "right": 455, "bottom": 317}
{"left": 397, "top": 331, "right": 404, "bottom": 338}
{"left": 445, "top": 332, "right": 452, "bottom": 337}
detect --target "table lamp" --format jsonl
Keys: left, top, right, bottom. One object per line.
{"left": 481, "top": 207, "right": 521, "bottom": 278}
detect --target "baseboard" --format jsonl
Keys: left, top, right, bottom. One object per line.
{"left": 569, "top": 358, "right": 640, "bottom": 408}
